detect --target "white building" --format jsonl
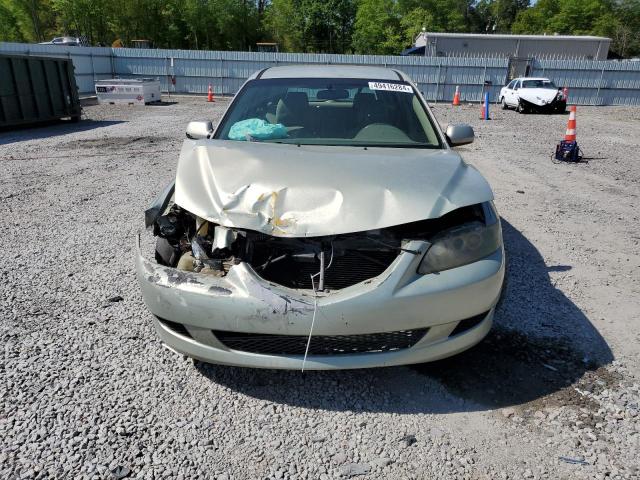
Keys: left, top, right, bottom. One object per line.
{"left": 404, "top": 32, "right": 611, "bottom": 60}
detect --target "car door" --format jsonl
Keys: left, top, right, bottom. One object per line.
{"left": 502, "top": 80, "right": 515, "bottom": 105}
{"left": 500, "top": 82, "right": 509, "bottom": 102}
{"left": 508, "top": 80, "right": 521, "bottom": 106}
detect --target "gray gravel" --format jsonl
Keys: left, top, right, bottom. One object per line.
{"left": 1, "top": 97, "right": 639, "bottom": 479}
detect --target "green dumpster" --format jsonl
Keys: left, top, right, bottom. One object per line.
{"left": 0, "top": 53, "right": 81, "bottom": 128}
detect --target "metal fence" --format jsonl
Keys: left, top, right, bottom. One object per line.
{"left": 2, "top": 42, "right": 640, "bottom": 105}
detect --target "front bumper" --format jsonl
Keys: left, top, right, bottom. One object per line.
{"left": 520, "top": 97, "right": 566, "bottom": 112}
{"left": 136, "top": 235, "right": 505, "bottom": 370}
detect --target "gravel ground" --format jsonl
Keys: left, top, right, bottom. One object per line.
{"left": 1, "top": 96, "right": 639, "bottom": 480}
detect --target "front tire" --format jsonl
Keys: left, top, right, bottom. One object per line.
{"left": 517, "top": 101, "right": 526, "bottom": 114}
{"left": 501, "top": 97, "right": 508, "bottom": 110}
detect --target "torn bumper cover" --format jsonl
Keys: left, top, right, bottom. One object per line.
{"left": 519, "top": 90, "right": 566, "bottom": 113}
{"left": 136, "top": 234, "right": 504, "bottom": 370}
{"left": 520, "top": 97, "right": 566, "bottom": 113}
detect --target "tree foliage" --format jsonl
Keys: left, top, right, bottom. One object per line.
{"left": 352, "top": 0, "right": 400, "bottom": 54}
{"left": 265, "top": 0, "right": 355, "bottom": 53}
{"left": 0, "top": 0, "right": 638, "bottom": 57}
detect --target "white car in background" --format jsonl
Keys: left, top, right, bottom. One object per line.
{"left": 39, "top": 36, "right": 89, "bottom": 46}
{"left": 499, "top": 77, "right": 567, "bottom": 114}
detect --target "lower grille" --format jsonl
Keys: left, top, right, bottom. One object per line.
{"left": 157, "top": 317, "right": 192, "bottom": 339}
{"left": 213, "top": 328, "right": 428, "bottom": 356}
{"left": 448, "top": 311, "right": 489, "bottom": 337}
{"left": 256, "top": 250, "right": 398, "bottom": 290}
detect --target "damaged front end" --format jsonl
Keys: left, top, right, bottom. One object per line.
{"left": 136, "top": 142, "right": 504, "bottom": 369}
{"left": 136, "top": 182, "right": 504, "bottom": 369}
{"left": 145, "top": 183, "right": 497, "bottom": 293}
{"left": 519, "top": 89, "right": 567, "bottom": 113}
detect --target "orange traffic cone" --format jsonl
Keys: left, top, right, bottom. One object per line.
{"left": 564, "top": 106, "right": 577, "bottom": 141}
{"left": 452, "top": 86, "right": 460, "bottom": 106}
{"left": 207, "top": 84, "right": 215, "bottom": 102}
{"left": 554, "top": 105, "right": 581, "bottom": 162}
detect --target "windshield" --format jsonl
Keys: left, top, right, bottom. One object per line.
{"left": 522, "top": 79, "right": 557, "bottom": 89}
{"left": 215, "top": 78, "right": 442, "bottom": 148}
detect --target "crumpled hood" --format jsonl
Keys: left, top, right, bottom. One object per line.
{"left": 175, "top": 140, "right": 493, "bottom": 237}
{"left": 519, "top": 88, "right": 560, "bottom": 106}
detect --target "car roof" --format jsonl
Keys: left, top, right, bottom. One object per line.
{"left": 257, "top": 65, "right": 406, "bottom": 81}
{"left": 514, "top": 77, "right": 551, "bottom": 82}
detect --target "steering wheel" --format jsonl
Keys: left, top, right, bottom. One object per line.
{"left": 354, "top": 123, "right": 412, "bottom": 142}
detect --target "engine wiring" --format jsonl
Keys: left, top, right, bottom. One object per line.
{"left": 363, "top": 235, "right": 422, "bottom": 255}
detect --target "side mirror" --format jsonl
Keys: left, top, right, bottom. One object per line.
{"left": 446, "top": 124, "right": 474, "bottom": 147}
{"left": 186, "top": 120, "right": 213, "bottom": 139}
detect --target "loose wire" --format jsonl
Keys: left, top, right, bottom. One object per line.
{"left": 302, "top": 276, "right": 319, "bottom": 373}
{"left": 302, "top": 245, "right": 333, "bottom": 372}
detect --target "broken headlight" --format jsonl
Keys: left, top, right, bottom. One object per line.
{"left": 417, "top": 205, "right": 501, "bottom": 274}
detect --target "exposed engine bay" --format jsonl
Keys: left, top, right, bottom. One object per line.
{"left": 150, "top": 201, "right": 488, "bottom": 292}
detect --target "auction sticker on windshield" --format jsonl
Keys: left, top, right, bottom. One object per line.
{"left": 368, "top": 82, "right": 413, "bottom": 93}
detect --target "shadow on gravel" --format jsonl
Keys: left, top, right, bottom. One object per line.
{"left": 412, "top": 219, "right": 613, "bottom": 409}
{"left": 0, "top": 120, "right": 125, "bottom": 145}
{"left": 195, "top": 219, "right": 613, "bottom": 413}
{"left": 147, "top": 101, "right": 178, "bottom": 106}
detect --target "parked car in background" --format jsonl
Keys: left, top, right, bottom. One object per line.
{"left": 499, "top": 77, "right": 567, "bottom": 113}
{"left": 39, "top": 36, "right": 89, "bottom": 47}
{"left": 137, "top": 65, "right": 505, "bottom": 370}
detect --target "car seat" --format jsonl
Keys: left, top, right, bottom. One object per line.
{"left": 352, "top": 92, "right": 386, "bottom": 131}
{"left": 275, "top": 92, "right": 310, "bottom": 128}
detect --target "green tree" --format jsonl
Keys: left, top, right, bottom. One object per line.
{"left": 512, "top": 0, "right": 615, "bottom": 36}
{"left": 0, "top": 0, "right": 27, "bottom": 41}
{"left": 2, "top": 0, "right": 639, "bottom": 57}
{"left": 1, "top": 0, "right": 56, "bottom": 41}
{"left": 475, "top": 0, "right": 529, "bottom": 33}
{"left": 510, "top": 0, "right": 640, "bottom": 57}
{"left": 51, "top": 0, "right": 111, "bottom": 44}
{"left": 547, "top": 0, "right": 615, "bottom": 35}
{"left": 398, "top": 0, "right": 475, "bottom": 33}
{"left": 352, "top": 0, "right": 401, "bottom": 54}
{"left": 263, "top": 0, "right": 304, "bottom": 51}
{"left": 511, "top": 0, "right": 560, "bottom": 34}
{"left": 264, "top": 0, "right": 355, "bottom": 53}
{"left": 611, "top": 0, "right": 640, "bottom": 56}
{"left": 395, "top": 0, "right": 479, "bottom": 51}
{"left": 399, "top": 7, "right": 436, "bottom": 46}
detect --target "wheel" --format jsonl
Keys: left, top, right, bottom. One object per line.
{"left": 517, "top": 101, "right": 526, "bottom": 114}
{"left": 501, "top": 97, "right": 507, "bottom": 110}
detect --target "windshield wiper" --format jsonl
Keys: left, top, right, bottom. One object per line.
{"left": 358, "top": 143, "right": 439, "bottom": 149}
{"left": 263, "top": 141, "right": 438, "bottom": 149}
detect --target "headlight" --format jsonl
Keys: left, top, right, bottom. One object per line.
{"left": 418, "top": 206, "right": 501, "bottom": 274}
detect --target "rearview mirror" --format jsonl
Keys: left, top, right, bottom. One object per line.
{"left": 186, "top": 120, "right": 213, "bottom": 139}
{"left": 317, "top": 88, "right": 349, "bottom": 100}
{"left": 445, "top": 124, "right": 474, "bottom": 147}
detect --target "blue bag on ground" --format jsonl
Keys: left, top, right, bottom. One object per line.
{"left": 228, "top": 118, "right": 288, "bottom": 141}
